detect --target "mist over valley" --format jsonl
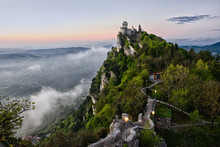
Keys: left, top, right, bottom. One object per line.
{"left": 0, "top": 46, "right": 111, "bottom": 136}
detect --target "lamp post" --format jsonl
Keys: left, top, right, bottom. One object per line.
{"left": 124, "top": 115, "right": 129, "bottom": 142}
{"left": 154, "top": 90, "right": 157, "bottom": 100}
{"left": 152, "top": 110, "right": 155, "bottom": 121}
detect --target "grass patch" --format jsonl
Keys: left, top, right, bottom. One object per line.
{"left": 156, "top": 125, "right": 220, "bottom": 147}
{"left": 144, "top": 120, "right": 150, "bottom": 128}
{"left": 172, "top": 109, "right": 191, "bottom": 124}
{"left": 156, "top": 107, "right": 171, "bottom": 118}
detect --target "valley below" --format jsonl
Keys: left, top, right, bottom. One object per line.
{"left": 0, "top": 46, "right": 111, "bottom": 136}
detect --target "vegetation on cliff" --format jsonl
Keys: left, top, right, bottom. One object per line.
{"left": 39, "top": 30, "right": 220, "bottom": 147}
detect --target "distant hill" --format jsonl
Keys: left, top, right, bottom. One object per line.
{"left": 180, "top": 42, "right": 220, "bottom": 54}
{"left": 0, "top": 47, "right": 90, "bottom": 60}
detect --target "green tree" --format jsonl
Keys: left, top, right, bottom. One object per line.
{"left": 160, "top": 64, "right": 176, "bottom": 100}
{"left": 121, "top": 76, "right": 146, "bottom": 119}
{"left": 0, "top": 96, "right": 35, "bottom": 145}
{"left": 41, "top": 129, "right": 99, "bottom": 147}
{"left": 194, "top": 59, "right": 213, "bottom": 81}
{"left": 196, "top": 59, "right": 208, "bottom": 70}
{"left": 187, "top": 75, "right": 203, "bottom": 110}
{"left": 197, "top": 50, "right": 213, "bottom": 63}
{"left": 201, "top": 81, "right": 220, "bottom": 127}
{"left": 161, "top": 64, "right": 189, "bottom": 102}
{"left": 71, "top": 130, "right": 99, "bottom": 147}
{"left": 190, "top": 109, "right": 201, "bottom": 124}
{"left": 139, "top": 128, "right": 160, "bottom": 147}
{"left": 209, "top": 60, "right": 220, "bottom": 81}
{"left": 170, "top": 88, "right": 189, "bottom": 109}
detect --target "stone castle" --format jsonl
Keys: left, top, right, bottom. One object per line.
{"left": 120, "top": 21, "right": 142, "bottom": 36}
{"left": 117, "top": 21, "right": 142, "bottom": 54}
{"left": 91, "top": 21, "right": 143, "bottom": 107}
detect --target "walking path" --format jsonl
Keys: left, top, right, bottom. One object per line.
{"left": 141, "top": 80, "right": 162, "bottom": 95}
{"left": 142, "top": 80, "right": 213, "bottom": 126}
{"left": 89, "top": 85, "right": 157, "bottom": 147}
{"left": 169, "top": 123, "right": 209, "bottom": 129}
{"left": 89, "top": 80, "right": 167, "bottom": 147}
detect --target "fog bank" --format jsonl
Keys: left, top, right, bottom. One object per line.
{"left": 0, "top": 46, "right": 111, "bottom": 136}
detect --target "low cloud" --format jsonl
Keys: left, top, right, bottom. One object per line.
{"left": 0, "top": 46, "right": 111, "bottom": 136}
{"left": 167, "top": 15, "right": 215, "bottom": 24}
{"left": 0, "top": 46, "right": 110, "bottom": 97}
{"left": 27, "top": 65, "right": 42, "bottom": 71}
{"left": 211, "top": 29, "right": 220, "bottom": 32}
{"left": 16, "top": 79, "right": 90, "bottom": 137}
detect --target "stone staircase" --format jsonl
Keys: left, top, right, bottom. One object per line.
{"left": 89, "top": 80, "right": 166, "bottom": 147}
{"left": 89, "top": 97, "right": 156, "bottom": 147}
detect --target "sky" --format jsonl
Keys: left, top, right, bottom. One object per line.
{"left": 0, "top": 0, "right": 220, "bottom": 48}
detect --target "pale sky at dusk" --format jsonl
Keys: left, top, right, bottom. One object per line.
{"left": 0, "top": 0, "right": 220, "bottom": 48}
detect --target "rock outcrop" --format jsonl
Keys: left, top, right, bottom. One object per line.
{"left": 88, "top": 97, "right": 157, "bottom": 147}
{"left": 100, "top": 73, "right": 109, "bottom": 92}
{"left": 88, "top": 116, "right": 122, "bottom": 147}
{"left": 138, "top": 113, "right": 143, "bottom": 123}
{"left": 117, "top": 35, "right": 123, "bottom": 51}
{"left": 124, "top": 45, "right": 137, "bottom": 56}
{"left": 126, "top": 126, "right": 145, "bottom": 147}
{"left": 110, "top": 71, "right": 116, "bottom": 78}
{"left": 90, "top": 94, "right": 97, "bottom": 104}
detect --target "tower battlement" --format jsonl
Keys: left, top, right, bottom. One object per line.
{"left": 117, "top": 21, "right": 142, "bottom": 50}
{"left": 120, "top": 21, "right": 141, "bottom": 36}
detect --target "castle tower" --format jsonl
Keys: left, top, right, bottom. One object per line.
{"left": 122, "top": 21, "right": 128, "bottom": 28}
{"left": 138, "top": 25, "right": 142, "bottom": 32}
{"left": 120, "top": 21, "right": 128, "bottom": 34}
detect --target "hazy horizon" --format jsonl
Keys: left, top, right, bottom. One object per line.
{"left": 0, "top": 37, "right": 219, "bottom": 50}
{"left": 0, "top": 0, "right": 219, "bottom": 48}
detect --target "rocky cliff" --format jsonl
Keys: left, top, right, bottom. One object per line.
{"left": 39, "top": 22, "right": 220, "bottom": 147}
{"left": 41, "top": 22, "right": 181, "bottom": 146}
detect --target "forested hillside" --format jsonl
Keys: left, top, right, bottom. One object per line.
{"left": 39, "top": 31, "right": 220, "bottom": 147}
{"left": 180, "top": 42, "right": 220, "bottom": 54}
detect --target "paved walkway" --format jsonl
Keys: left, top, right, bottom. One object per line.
{"left": 89, "top": 80, "right": 162, "bottom": 147}
{"left": 141, "top": 80, "right": 162, "bottom": 94}
{"left": 143, "top": 98, "right": 154, "bottom": 120}
{"left": 142, "top": 80, "right": 214, "bottom": 127}
{"left": 169, "top": 123, "right": 209, "bottom": 129}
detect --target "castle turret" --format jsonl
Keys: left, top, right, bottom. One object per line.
{"left": 117, "top": 22, "right": 141, "bottom": 54}
{"left": 120, "top": 21, "right": 132, "bottom": 35}
{"left": 138, "top": 25, "right": 142, "bottom": 32}
{"left": 120, "top": 21, "right": 128, "bottom": 34}
{"left": 122, "top": 21, "right": 128, "bottom": 28}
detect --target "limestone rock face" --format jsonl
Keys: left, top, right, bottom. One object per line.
{"left": 110, "top": 71, "right": 116, "bottom": 78}
{"left": 117, "top": 35, "right": 122, "bottom": 51}
{"left": 138, "top": 113, "right": 143, "bottom": 122}
{"left": 139, "top": 43, "right": 143, "bottom": 48}
{"left": 124, "top": 45, "right": 137, "bottom": 56}
{"left": 90, "top": 94, "right": 97, "bottom": 104}
{"left": 100, "top": 73, "right": 108, "bottom": 92}
{"left": 92, "top": 105, "right": 96, "bottom": 115}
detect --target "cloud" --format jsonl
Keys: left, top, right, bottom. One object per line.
{"left": 0, "top": 46, "right": 111, "bottom": 136}
{"left": 0, "top": 46, "right": 110, "bottom": 97}
{"left": 27, "top": 64, "right": 42, "bottom": 71}
{"left": 16, "top": 79, "right": 90, "bottom": 137}
{"left": 167, "top": 15, "right": 215, "bottom": 24}
{"left": 211, "top": 29, "right": 220, "bottom": 31}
